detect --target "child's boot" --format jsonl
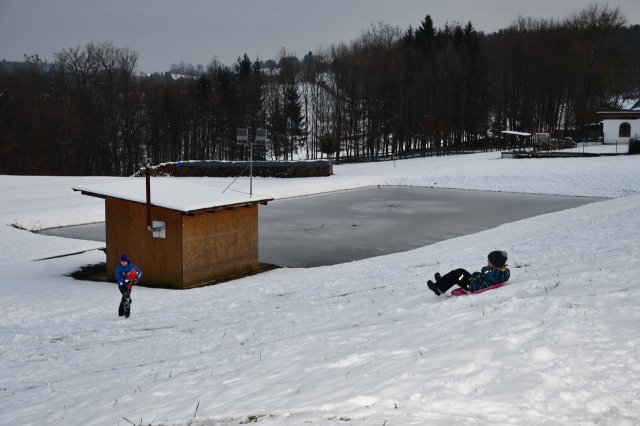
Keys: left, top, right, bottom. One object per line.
{"left": 427, "top": 280, "right": 442, "bottom": 296}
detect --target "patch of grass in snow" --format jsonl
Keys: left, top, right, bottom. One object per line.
{"left": 68, "top": 262, "right": 108, "bottom": 282}
{"left": 239, "top": 414, "right": 272, "bottom": 424}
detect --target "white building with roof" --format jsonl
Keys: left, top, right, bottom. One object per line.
{"left": 598, "top": 100, "right": 640, "bottom": 144}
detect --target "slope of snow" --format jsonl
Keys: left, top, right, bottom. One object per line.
{"left": 1, "top": 148, "right": 639, "bottom": 425}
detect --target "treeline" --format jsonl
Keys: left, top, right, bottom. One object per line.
{"left": 0, "top": 4, "right": 638, "bottom": 175}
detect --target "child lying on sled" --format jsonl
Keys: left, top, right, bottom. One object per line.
{"left": 427, "top": 250, "right": 510, "bottom": 296}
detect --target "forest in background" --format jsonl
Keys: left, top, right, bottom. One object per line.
{"left": 1, "top": 4, "right": 639, "bottom": 176}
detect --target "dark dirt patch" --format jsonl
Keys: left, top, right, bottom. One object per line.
{"left": 68, "top": 262, "right": 281, "bottom": 288}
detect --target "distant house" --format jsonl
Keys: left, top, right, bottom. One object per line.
{"left": 73, "top": 179, "right": 271, "bottom": 289}
{"left": 598, "top": 101, "right": 640, "bottom": 144}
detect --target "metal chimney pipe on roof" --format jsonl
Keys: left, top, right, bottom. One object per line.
{"left": 145, "top": 158, "right": 152, "bottom": 231}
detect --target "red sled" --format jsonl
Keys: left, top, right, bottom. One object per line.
{"left": 450, "top": 282, "right": 507, "bottom": 296}
{"left": 125, "top": 269, "right": 138, "bottom": 289}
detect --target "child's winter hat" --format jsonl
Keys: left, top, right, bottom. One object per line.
{"left": 488, "top": 250, "right": 508, "bottom": 267}
{"left": 120, "top": 254, "right": 129, "bottom": 263}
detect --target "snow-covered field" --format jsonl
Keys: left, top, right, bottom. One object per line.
{"left": 1, "top": 145, "right": 639, "bottom": 425}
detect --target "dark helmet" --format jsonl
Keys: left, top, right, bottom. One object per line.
{"left": 488, "top": 251, "right": 508, "bottom": 267}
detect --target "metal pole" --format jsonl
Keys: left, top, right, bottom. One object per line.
{"left": 145, "top": 158, "right": 152, "bottom": 230}
{"left": 249, "top": 142, "right": 253, "bottom": 197}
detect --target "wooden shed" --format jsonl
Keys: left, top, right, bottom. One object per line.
{"left": 73, "top": 179, "right": 272, "bottom": 289}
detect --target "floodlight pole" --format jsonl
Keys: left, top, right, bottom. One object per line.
{"left": 237, "top": 128, "right": 253, "bottom": 198}
{"left": 249, "top": 142, "right": 254, "bottom": 197}
{"left": 237, "top": 128, "right": 267, "bottom": 198}
{"left": 247, "top": 129, "right": 267, "bottom": 198}
{"left": 252, "top": 129, "right": 268, "bottom": 199}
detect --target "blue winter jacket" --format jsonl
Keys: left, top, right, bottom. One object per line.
{"left": 467, "top": 266, "right": 510, "bottom": 292}
{"left": 115, "top": 262, "right": 143, "bottom": 288}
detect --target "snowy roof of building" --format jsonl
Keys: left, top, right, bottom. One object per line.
{"left": 597, "top": 110, "right": 640, "bottom": 119}
{"left": 72, "top": 179, "right": 272, "bottom": 213}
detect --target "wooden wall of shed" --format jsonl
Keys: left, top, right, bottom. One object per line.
{"left": 105, "top": 198, "right": 184, "bottom": 288}
{"left": 181, "top": 205, "right": 259, "bottom": 288}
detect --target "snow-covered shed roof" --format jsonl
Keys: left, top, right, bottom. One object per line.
{"left": 597, "top": 99, "right": 640, "bottom": 119}
{"left": 72, "top": 179, "right": 272, "bottom": 213}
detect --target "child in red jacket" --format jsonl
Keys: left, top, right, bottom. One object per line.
{"left": 428, "top": 251, "right": 510, "bottom": 296}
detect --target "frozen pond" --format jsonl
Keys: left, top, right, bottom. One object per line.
{"left": 40, "top": 186, "right": 604, "bottom": 267}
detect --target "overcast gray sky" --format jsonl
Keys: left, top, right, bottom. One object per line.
{"left": 1, "top": 0, "right": 638, "bottom": 73}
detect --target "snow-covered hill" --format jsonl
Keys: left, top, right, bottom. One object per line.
{"left": 1, "top": 145, "right": 639, "bottom": 425}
